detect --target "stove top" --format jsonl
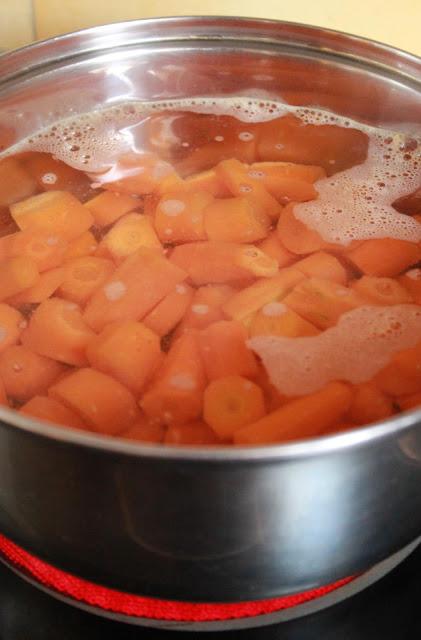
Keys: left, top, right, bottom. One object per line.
{"left": 0, "top": 543, "right": 420, "bottom": 639}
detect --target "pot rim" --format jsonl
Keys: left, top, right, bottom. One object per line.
{"left": 0, "top": 16, "right": 420, "bottom": 462}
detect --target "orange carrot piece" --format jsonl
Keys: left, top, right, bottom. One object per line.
{"left": 165, "top": 422, "right": 221, "bottom": 445}
{"left": 234, "top": 382, "right": 353, "bottom": 444}
{"left": 84, "top": 247, "right": 186, "bottom": 331}
{"left": 295, "top": 251, "right": 348, "bottom": 285}
{"left": 184, "top": 169, "right": 230, "bottom": 197}
{"left": 20, "top": 396, "right": 89, "bottom": 430}
{"left": 49, "top": 368, "right": 139, "bottom": 435}
{"left": 204, "top": 196, "right": 270, "bottom": 243}
{"left": 222, "top": 268, "right": 304, "bottom": 322}
{"left": 100, "top": 153, "right": 179, "bottom": 196}
{"left": 0, "top": 256, "right": 39, "bottom": 301}
{"left": 249, "top": 304, "right": 319, "bottom": 338}
{"left": 283, "top": 277, "right": 366, "bottom": 329}
{"left": 97, "top": 213, "right": 162, "bottom": 261}
{"left": 399, "top": 269, "right": 421, "bottom": 304}
{"left": 121, "top": 416, "right": 165, "bottom": 443}
{"left": 247, "top": 167, "right": 318, "bottom": 203}
{"left": 84, "top": 191, "right": 140, "bottom": 227}
{"left": 0, "top": 377, "right": 7, "bottom": 405}
{"left": 374, "top": 341, "right": 421, "bottom": 396}
{"left": 141, "top": 332, "right": 206, "bottom": 425}
{"left": 250, "top": 161, "right": 326, "bottom": 185}
{"left": 397, "top": 391, "right": 421, "bottom": 412}
{"left": 198, "top": 320, "right": 258, "bottom": 380}
{"left": 10, "top": 191, "right": 93, "bottom": 240}
{"left": 347, "top": 238, "right": 420, "bottom": 277}
{"left": 64, "top": 231, "right": 98, "bottom": 262}
{"left": 87, "top": 321, "right": 161, "bottom": 395}
{"left": 257, "top": 231, "right": 296, "bottom": 268}
{"left": 22, "top": 298, "right": 95, "bottom": 366}
{"left": 58, "top": 256, "right": 115, "bottom": 305}
{"left": 351, "top": 276, "right": 413, "bottom": 305}
{"left": 0, "top": 304, "right": 26, "bottom": 353}
{"left": 347, "top": 383, "right": 394, "bottom": 426}
{"left": 0, "top": 158, "right": 37, "bottom": 207}
{"left": 176, "top": 284, "right": 235, "bottom": 335}
{"left": 277, "top": 203, "right": 327, "bottom": 255}
{"left": 143, "top": 283, "right": 194, "bottom": 336}
{"left": 255, "top": 364, "right": 288, "bottom": 412}
{"left": 7, "top": 267, "right": 65, "bottom": 305}
{"left": 0, "top": 345, "right": 65, "bottom": 403}
{"left": 0, "top": 230, "right": 68, "bottom": 271}
{"left": 203, "top": 375, "right": 265, "bottom": 439}
{"left": 155, "top": 190, "right": 213, "bottom": 243}
{"left": 24, "top": 153, "right": 93, "bottom": 201}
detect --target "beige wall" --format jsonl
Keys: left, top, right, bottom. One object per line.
{"left": 1, "top": 0, "right": 420, "bottom": 56}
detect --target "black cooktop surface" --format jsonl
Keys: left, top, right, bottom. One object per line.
{"left": 0, "top": 544, "right": 419, "bottom": 640}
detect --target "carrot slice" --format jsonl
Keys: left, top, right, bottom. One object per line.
{"left": 100, "top": 153, "right": 179, "bottom": 196}
{"left": 64, "top": 231, "right": 98, "bottom": 262}
{"left": 204, "top": 375, "right": 265, "bottom": 439}
{"left": 374, "top": 341, "right": 421, "bottom": 396}
{"left": 22, "top": 298, "right": 95, "bottom": 366}
{"left": 20, "top": 396, "right": 89, "bottom": 430}
{"left": 24, "top": 153, "right": 93, "bottom": 201}
{"left": 10, "top": 191, "right": 93, "bottom": 240}
{"left": 277, "top": 203, "right": 327, "bottom": 255}
{"left": 165, "top": 422, "right": 221, "bottom": 445}
{"left": 351, "top": 276, "right": 413, "bottom": 305}
{"left": 7, "top": 267, "right": 65, "bottom": 305}
{"left": 0, "top": 378, "right": 8, "bottom": 406}
{"left": 143, "top": 283, "right": 194, "bottom": 337}
{"left": 0, "top": 345, "right": 65, "bottom": 403}
{"left": 0, "top": 230, "right": 68, "bottom": 271}
{"left": 84, "top": 191, "right": 140, "bottom": 227}
{"left": 177, "top": 284, "right": 235, "bottom": 334}
{"left": 347, "top": 238, "right": 420, "bottom": 277}
{"left": 58, "top": 257, "right": 115, "bottom": 305}
{"left": 122, "top": 417, "right": 165, "bottom": 443}
{"left": 397, "top": 391, "right": 421, "bottom": 412}
{"left": 257, "top": 231, "right": 296, "bottom": 268}
{"left": 155, "top": 191, "right": 213, "bottom": 243}
{"left": 184, "top": 169, "right": 230, "bottom": 197}
{"left": 0, "top": 304, "right": 26, "bottom": 354}
{"left": 204, "top": 196, "right": 270, "bottom": 243}
{"left": 49, "top": 368, "right": 139, "bottom": 435}
{"left": 295, "top": 251, "right": 348, "bottom": 285}
{"left": 87, "top": 321, "right": 161, "bottom": 394}
{"left": 84, "top": 247, "right": 187, "bottom": 332}
{"left": 0, "top": 157, "right": 37, "bottom": 207}
{"left": 250, "top": 161, "right": 326, "bottom": 186}
{"left": 347, "top": 383, "right": 394, "bottom": 426}
{"left": 399, "top": 269, "right": 421, "bottom": 304}
{"left": 234, "top": 381, "right": 353, "bottom": 444}
{"left": 249, "top": 304, "right": 319, "bottom": 338}
{"left": 97, "top": 213, "right": 162, "bottom": 261}
{"left": 0, "top": 256, "right": 39, "bottom": 301}
{"left": 141, "top": 332, "right": 206, "bottom": 425}
{"left": 198, "top": 320, "right": 258, "bottom": 380}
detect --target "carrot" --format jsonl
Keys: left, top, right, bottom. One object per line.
{"left": 49, "top": 368, "right": 139, "bottom": 435}
{"left": 22, "top": 297, "right": 95, "bottom": 366}
{"left": 0, "top": 230, "right": 68, "bottom": 271}
{"left": 97, "top": 213, "right": 162, "bottom": 261}
{"left": 347, "top": 383, "right": 394, "bottom": 426}
{"left": 0, "top": 256, "right": 39, "bottom": 301}
{"left": 0, "top": 157, "right": 37, "bottom": 207}
{"left": 198, "top": 320, "right": 258, "bottom": 380}
{"left": 249, "top": 304, "right": 319, "bottom": 338}
{"left": 143, "top": 283, "right": 194, "bottom": 336}
{"left": 177, "top": 284, "right": 235, "bottom": 333}
{"left": 254, "top": 364, "right": 288, "bottom": 412}
{"left": 0, "top": 304, "right": 26, "bottom": 354}
{"left": 351, "top": 276, "right": 413, "bottom": 305}
{"left": 122, "top": 418, "right": 165, "bottom": 443}
{"left": 257, "top": 231, "right": 296, "bottom": 268}
{"left": 222, "top": 268, "right": 304, "bottom": 322}
{"left": 295, "top": 251, "right": 348, "bottom": 285}
{"left": 347, "top": 238, "right": 420, "bottom": 277}
{"left": 397, "top": 392, "right": 421, "bottom": 412}
{"left": 250, "top": 161, "right": 326, "bottom": 186}
{"left": 374, "top": 341, "right": 421, "bottom": 396}
{"left": 0, "top": 206, "right": 18, "bottom": 238}
{"left": 184, "top": 169, "right": 230, "bottom": 197}
{"left": 101, "top": 153, "right": 179, "bottom": 196}
{"left": 58, "top": 256, "right": 115, "bottom": 305}
{"left": 141, "top": 332, "right": 206, "bottom": 425}
{"left": 0, "top": 345, "right": 65, "bottom": 403}
{"left": 84, "top": 191, "right": 140, "bottom": 227}
{"left": 0, "top": 378, "right": 7, "bottom": 406}
{"left": 203, "top": 375, "right": 265, "bottom": 439}
{"left": 64, "top": 231, "right": 97, "bottom": 262}
{"left": 234, "top": 381, "right": 353, "bottom": 445}
{"left": 84, "top": 247, "right": 187, "bottom": 332}
{"left": 87, "top": 321, "right": 161, "bottom": 395}
{"left": 399, "top": 269, "right": 421, "bottom": 304}
{"left": 10, "top": 191, "right": 94, "bottom": 240}
{"left": 20, "top": 396, "right": 89, "bottom": 430}
{"left": 204, "top": 196, "right": 270, "bottom": 243}
{"left": 155, "top": 190, "right": 213, "bottom": 243}
{"left": 215, "top": 158, "right": 283, "bottom": 220}
{"left": 277, "top": 203, "right": 327, "bottom": 254}
{"left": 7, "top": 267, "right": 65, "bottom": 305}
{"left": 284, "top": 277, "right": 366, "bottom": 329}
{"left": 165, "top": 422, "right": 221, "bottom": 445}
{"left": 235, "top": 245, "right": 280, "bottom": 278}
{"left": 24, "top": 153, "right": 93, "bottom": 201}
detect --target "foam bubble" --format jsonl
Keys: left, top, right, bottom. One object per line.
{"left": 249, "top": 305, "right": 421, "bottom": 396}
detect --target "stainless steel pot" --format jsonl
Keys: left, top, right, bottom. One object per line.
{"left": 0, "top": 17, "right": 420, "bottom": 603}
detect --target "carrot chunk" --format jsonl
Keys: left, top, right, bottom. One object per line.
{"left": 351, "top": 276, "right": 413, "bottom": 305}
{"left": 0, "top": 230, "right": 68, "bottom": 271}
{"left": 22, "top": 298, "right": 95, "bottom": 366}
{"left": 141, "top": 332, "right": 206, "bottom": 425}
{"left": 397, "top": 392, "right": 421, "bottom": 412}
{"left": 84, "top": 191, "right": 140, "bottom": 227}
{"left": 58, "top": 257, "right": 115, "bottom": 305}
{"left": 374, "top": 342, "right": 421, "bottom": 396}
{"left": 143, "top": 283, "right": 194, "bottom": 337}
{"left": 122, "top": 417, "right": 165, "bottom": 443}
{"left": 100, "top": 153, "right": 179, "bottom": 196}
{"left": 198, "top": 320, "right": 258, "bottom": 380}
{"left": 0, "top": 378, "right": 8, "bottom": 406}
{"left": 295, "top": 251, "right": 348, "bottom": 285}
{"left": 24, "top": 153, "right": 93, "bottom": 201}
{"left": 347, "top": 383, "right": 394, "bottom": 426}
{"left": 97, "top": 213, "right": 162, "bottom": 261}
{"left": 8, "top": 267, "right": 65, "bottom": 305}
{"left": 234, "top": 382, "right": 353, "bottom": 444}
{"left": 165, "top": 422, "right": 221, "bottom": 445}
{"left": 399, "top": 269, "right": 421, "bottom": 304}
{"left": 155, "top": 191, "right": 213, "bottom": 243}
{"left": 20, "top": 396, "right": 89, "bottom": 430}
{"left": 204, "top": 196, "right": 270, "bottom": 243}
{"left": 249, "top": 304, "right": 319, "bottom": 338}
{"left": 257, "top": 231, "right": 296, "bottom": 268}
{"left": 49, "top": 368, "right": 139, "bottom": 435}
{"left": 0, "top": 256, "right": 39, "bottom": 301}
{"left": 204, "top": 375, "right": 265, "bottom": 439}
{"left": 347, "top": 238, "right": 420, "bottom": 277}
{"left": 0, "top": 345, "right": 65, "bottom": 403}
{"left": 0, "top": 158, "right": 37, "bottom": 207}
{"left": 64, "top": 231, "right": 98, "bottom": 262}
{"left": 277, "top": 203, "right": 327, "bottom": 255}
{"left": 87, "top": 321, "right": 161, "bottom": 394}
{"left": 0, "top": 304, "right": 26, "bottom": 353}
{"left": 177, "top": 284, "right": 235, "bottom": 334}
{"left": 184, "top": 169, "right": 230, "bottom": 197}
{"left": 84, "top": 247, "right": 186, "bottom": 332}
{"left": 10, "top": 191, "right": 93, "bottom": 240}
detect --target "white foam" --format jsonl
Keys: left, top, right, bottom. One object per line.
{"left": 249, "top": 305, "right": 421, "bottom": 397}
